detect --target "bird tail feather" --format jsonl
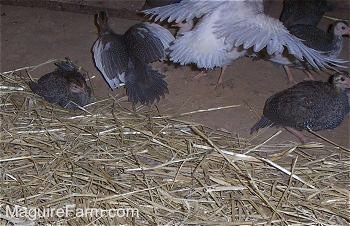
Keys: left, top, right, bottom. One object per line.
{"left": 125, "top": 60, "right": 168, "bottom": 105}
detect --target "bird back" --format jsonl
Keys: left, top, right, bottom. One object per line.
{"left": 263, "top": 81, "right": 349, "bottom": 131}
{"left": 280, "top": 0, "right": 333, "bottom": 27}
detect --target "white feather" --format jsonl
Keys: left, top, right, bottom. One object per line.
{"left": 144, "top": 0, "right": 347, "bottom": 70}
{"left": 169, "top": 5, "right": 246, "bottom": 69}
{"left": 143, "top": 22, "right": 175, "bottom": 49}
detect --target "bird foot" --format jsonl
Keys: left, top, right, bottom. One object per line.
{"left": 214, "top": 77, "right": 224, "bottom": 89}
{"left": 303, "top": 70, "right": 315, "bottom": 81}
{"left": 288, "top": 79, "right": 298, "bottom": 86}
{"left": 192, "top": 71, "right": 208, "bottom": 80}
{"left": 303, "top": 77, "right": 314, "bottom": 82}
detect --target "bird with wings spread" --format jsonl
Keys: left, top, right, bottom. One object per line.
{"left": 143, "top": 0, "right": 347, "bottom": 86}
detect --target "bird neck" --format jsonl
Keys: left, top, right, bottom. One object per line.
{"left": 329, "top": 35, "right": 343, "bottom": 57}
{"left": 334, "top": 84, "right": 347, "bottom": 94}
{"left": 98, "top": 24, "right": 113, "bottom": 35}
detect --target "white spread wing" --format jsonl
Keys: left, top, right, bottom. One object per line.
{"left": 214, "top": 1, "right": 347, "bottom": 69}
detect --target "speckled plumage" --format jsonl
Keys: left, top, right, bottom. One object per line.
{"left": 288, "top": 22, "right": 347, "bottom": 57}
{"left": 251, "top": 72, "right": 350, "bottom": 134}
{"left": 29, "top": 59, "right": 91, "bottom": 110}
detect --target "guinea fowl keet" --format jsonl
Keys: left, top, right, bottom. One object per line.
{"left": 29, "top": 58, "right": 91, "bottom": 110}
{"left": 92, "top": 11, "right": 175, "bottom": 105}
{"left": 143, "top": 0, "right": 346, "bottom": 86}
{"left": 263, "top": 0, "right": 350, "bottom": 83}
{"left": 251, "top": 71, "right": 350, "bottom": 143}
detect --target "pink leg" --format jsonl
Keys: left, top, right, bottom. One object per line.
{"left": 283, "top": 66, "right": 297, "bottom": 84}
{"left": 285, "top": 127, "right": 307, "bottom": 144}
{"left": 303, "top": 70, "right": 315, "bottom": 81}
{"left": 215, "top": 66, "right": 227, "bottom": 89}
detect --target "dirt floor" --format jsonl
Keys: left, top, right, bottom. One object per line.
{"left": 1, "top": 2, "right": 349, "bottom": 148}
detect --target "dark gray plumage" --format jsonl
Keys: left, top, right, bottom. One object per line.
{"left": 29, "top": 58, "right": 91, "bottom": 110}
{"left": 278, "top": 0, "right": 348, "bottom": 58}
{"left": 280, "top": 0, "right": 333, "bottom": 27}
{"left": 251, "top": 72, "right": 350, "bottom": 138}
{"left": 92, "top": 11, "right": 174, "bottom": 105}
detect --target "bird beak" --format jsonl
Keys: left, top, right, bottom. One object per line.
{"left": 347, "top": 78, "right": 350, "bottom": 88}
{"left": 344, "top": 26, "right": 350, "bottom": 36}
{"left": 346, "top": 27, "right": 350, "bottom": 36}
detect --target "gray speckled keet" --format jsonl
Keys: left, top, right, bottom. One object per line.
{"left": 251, "top": 72, "right": 350, "bottom": 134}
{"left": 29, "top": 58, "right": 91, "bottom": 110}
{"left": 92, "top": 11, "right": 174, "bottom": 105}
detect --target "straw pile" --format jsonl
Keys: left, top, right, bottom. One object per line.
{"left": 0, "top": 60, "right": 349, "bottom": 225}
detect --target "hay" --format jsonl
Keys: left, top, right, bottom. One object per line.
{"left": 0, "top": 60, "right": 349, "bottom": 225}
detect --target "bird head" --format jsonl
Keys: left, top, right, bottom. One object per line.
{"left": 331, "top": 21, "right": 350, "bottom": 37}
{"left": 330, "top": 71, "right": 350, "bottom": 91}
{"left": 67, "top": 75, "right": 89, "bottom": 94}
{"left": 95, "top": 11, "right": 111, "bottom": 35}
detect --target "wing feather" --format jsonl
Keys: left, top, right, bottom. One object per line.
{"left": 92, "top": 36, "right": 128, "bottom": 89}
{"left": 214, "top": 2, "right": 347, "bottom": 69}
{"left": 143, "top": 0, "right": 222, "bottom": 23}
{"left": 123, "top": 22, "right": 175, "bottom": 63}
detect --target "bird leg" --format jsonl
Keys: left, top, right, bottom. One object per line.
{"left": 283, "top": 65, "right": 297, "bottom": 84}
{"left": 303, "top": 70, "right": 315, "bottom": 81}
{"left": 215, "top": 66, "right": 227, "bottom": 89}
{"left": 285, "top": 127, "right": 307, "bottom": 144}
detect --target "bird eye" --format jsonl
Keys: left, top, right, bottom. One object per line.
{"left": 340, "top": 77, "right": 345, "bottom": 81}
{"left": 341, "top": 26, "right": 345, "bottom": 30}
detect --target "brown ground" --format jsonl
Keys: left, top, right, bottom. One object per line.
{"left": 1, "top": 2, "right": 349, "bottom": 147}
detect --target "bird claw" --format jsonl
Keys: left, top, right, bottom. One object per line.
{"left": 288, "top": 79, "right": 298, "bottom": 85}
{"left": 303, "top": 77, "right": 314, "bottom": 82}
{"left": 192, "top": 71, "right": 208, "bottom": 80}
